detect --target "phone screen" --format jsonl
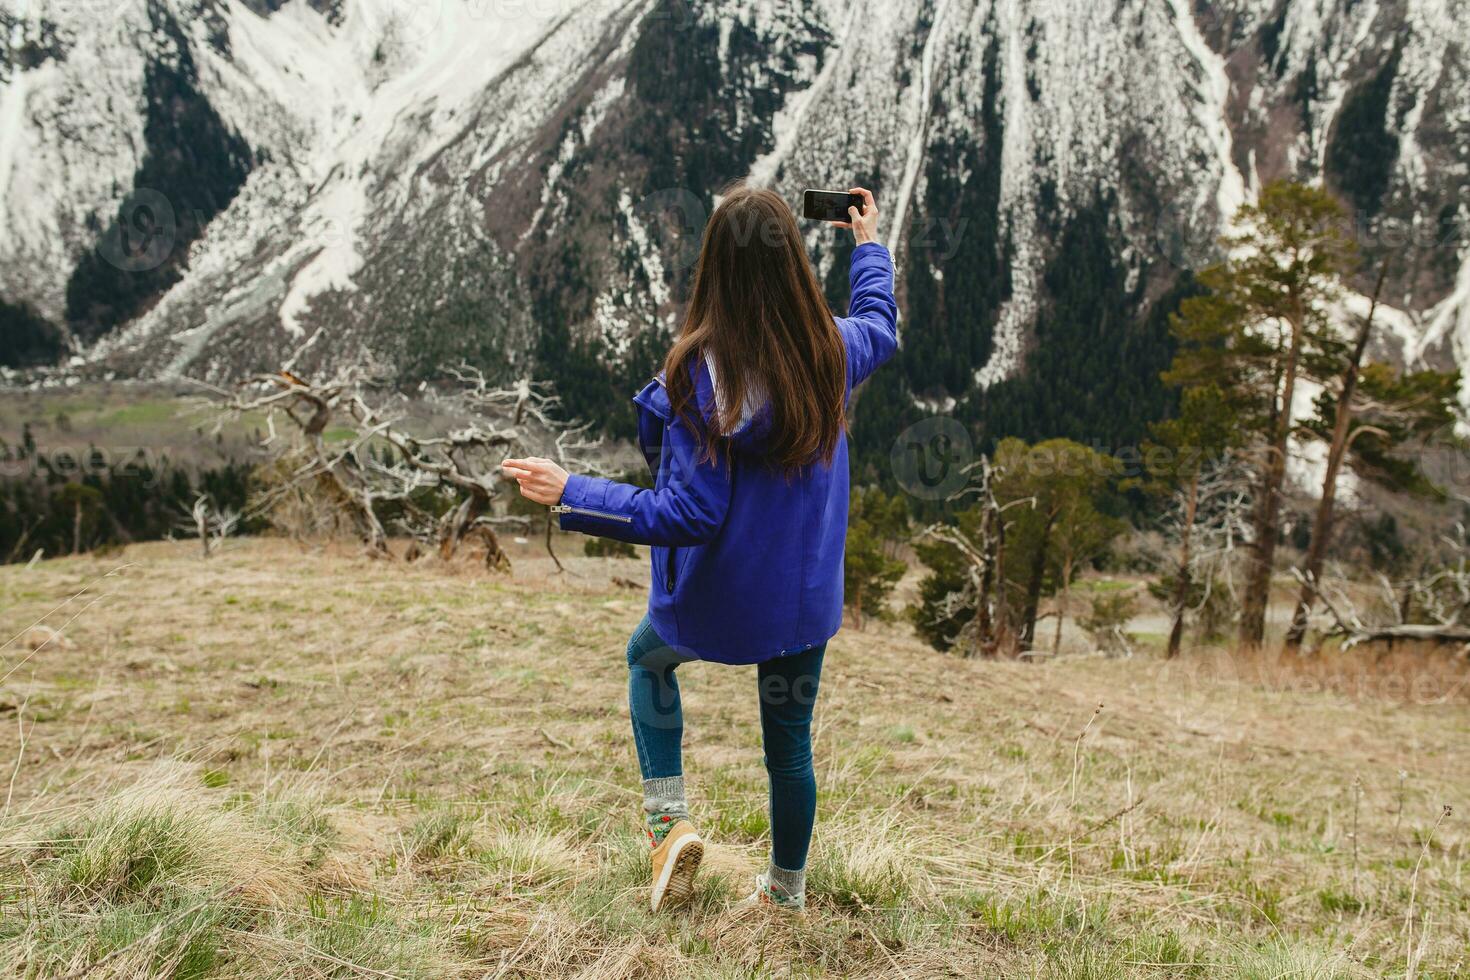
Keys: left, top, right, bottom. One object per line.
{"left": 803, "top": 190, "right": 862, "bottom": 222}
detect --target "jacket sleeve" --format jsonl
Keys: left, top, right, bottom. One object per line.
{"left": 554, "top": 416, "right": 731, "bottom": 547}
{"left": 839, "top": 242, "right": 900, "bottom": 389}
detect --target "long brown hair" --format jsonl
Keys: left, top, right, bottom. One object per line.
{"left": 664, "top": 184, "right": 847, "bottom": 472}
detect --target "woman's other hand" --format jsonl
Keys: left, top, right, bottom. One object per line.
{"left": 832, "top": 186, "right": 879, "bottom": 245}
{"left": 501, "top": 457, "right": 570, "bottom": 505}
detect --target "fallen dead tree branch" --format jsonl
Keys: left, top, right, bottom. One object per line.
{"left": 1290, "top": 547, "right": 1470, "bottom": 655}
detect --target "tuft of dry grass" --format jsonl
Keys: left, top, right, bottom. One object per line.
{"left": 1, "top": 538, "right": 1466, "bottom": 977}
{"left": 34, "top": 771, "right": 296, "bottom": 907}
{"left": 1182, "top": 639, "right": 1470, "bottom": 705}
{"left": 479, "top": 826, "right": 584, "bottom": 889}
{"left": 805, "top": 817, "right": 931, "bottom": 911}
{"left": 1, "top": 769, "right": 310, "bottom": 977}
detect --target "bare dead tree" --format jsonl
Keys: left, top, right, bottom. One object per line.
{"left": 208, "top": 365, "right": 607, "bottom": 570}
{"left": 176, "top": 494, "right": 240, "bottom": 558}
{"left": 1292, "top": 523, "right": 1470, "bottom": 654}
{"left": 918, "top": 457, "right": 1031, "bottom": 658}
{"left": 1158, "top": 455, "right": 1254, "bottom": 652}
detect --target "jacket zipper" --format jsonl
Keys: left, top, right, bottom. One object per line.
{"left": 666, "top": 547, "right": 678, "bottom": 590}
{"left": 550, "top": 504, "right": 633, "bottom": 524}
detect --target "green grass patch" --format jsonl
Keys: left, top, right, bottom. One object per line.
{"left": 407, "top": 810, "right": 478, "bottom": 862}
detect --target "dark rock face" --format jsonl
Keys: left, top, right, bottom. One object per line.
{"left": 62, "top": 4, "right": 253, "bottom": 345}
{"left": 0, "top": 298, "right": 66, "bottom": 369}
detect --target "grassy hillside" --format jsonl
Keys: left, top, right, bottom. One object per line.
{"left": 0, "top": 540, "right": 1466, "bottom": 978}
{"left": 0, "top": 385, "right": 278, "bottom": 464}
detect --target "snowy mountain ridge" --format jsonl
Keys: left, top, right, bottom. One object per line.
{"left": 1, "top": 0, "right": 1467, "bottom": 436}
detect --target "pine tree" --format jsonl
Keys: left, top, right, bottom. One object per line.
{"left": 991, "top": 438, "right": 1121, "bottom": 652}
{"left": 1167, "top": 181, "right": 1357, "bottom": 649}
{"left": 1285, "top": 336, "right": 1460, "bottom": 646}
{"left": 1049, "top": 492, "right": 1124, "bottom": 654}
{"left": 845, "top": 488, "right": 909, "bottom": 629}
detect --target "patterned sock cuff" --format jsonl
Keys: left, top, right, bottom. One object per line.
{"left": 642, "top": 776, "right": 688, "bottom": 817}
{"left": 766, "top": 860, "right": 806, "bottom": 900}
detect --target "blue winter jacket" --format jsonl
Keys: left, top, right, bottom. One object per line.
{"left": 554, "top": 242, "right": 899, "bottom": 664}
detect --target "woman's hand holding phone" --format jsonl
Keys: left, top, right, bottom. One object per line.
{"left": 832, "top": 187, "right": 879, "bottom": 246}
{"left": 501, "top": 457, "right": 570, "bottom": 505}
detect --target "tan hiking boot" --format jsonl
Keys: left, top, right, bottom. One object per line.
{"left": 649, "top": 820, "right": 703, "bottom": 912}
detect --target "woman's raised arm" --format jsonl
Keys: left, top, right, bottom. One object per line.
{"left": 833, "top": 187, "right": 899, "bottom": 389}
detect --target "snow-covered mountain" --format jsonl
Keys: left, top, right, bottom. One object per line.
{"left": 1, "top": 0, "right": 1467, "bottom": 438}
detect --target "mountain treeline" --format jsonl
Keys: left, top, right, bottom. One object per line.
{"left": 879, "top": 181, "right": 1464, "bottom": 657}
{"left": 0, "top": 426, "right": 259, "bottom": 563}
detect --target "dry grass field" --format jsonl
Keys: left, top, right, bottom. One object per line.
{"left": 0, "top": 538, "right": 1466, "bottom": 978}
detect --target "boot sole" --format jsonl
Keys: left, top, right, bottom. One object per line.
{"left": 651, "top": 836, "right": 703, "bottom": 912}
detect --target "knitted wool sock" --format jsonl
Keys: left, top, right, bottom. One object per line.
{"left": 642, "top": 776, "right": 690, "bottom": 848}
{"left": 765, "top": 861, "right": 806, "bottom": 904}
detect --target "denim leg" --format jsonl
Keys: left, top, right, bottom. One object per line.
{"left": 757, "top": 644, "right": 826, "bottom": 871}
{"left": 626, "top": 616, "right": 695, "bottom": 780}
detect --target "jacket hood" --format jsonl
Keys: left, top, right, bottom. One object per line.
{"left": 633, "top": 363, "right": 774, "bottom": 455}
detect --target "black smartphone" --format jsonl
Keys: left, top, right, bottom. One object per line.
{"left": 803, "top": 189, "right": 862, "bottom": 222}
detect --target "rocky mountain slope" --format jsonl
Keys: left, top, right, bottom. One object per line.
{"left": 1, "top": 0, "right": 1466, "bottom": 445}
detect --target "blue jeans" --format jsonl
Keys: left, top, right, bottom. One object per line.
{"left": 626, "top": 616, "right": 826, "bottom": 871}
